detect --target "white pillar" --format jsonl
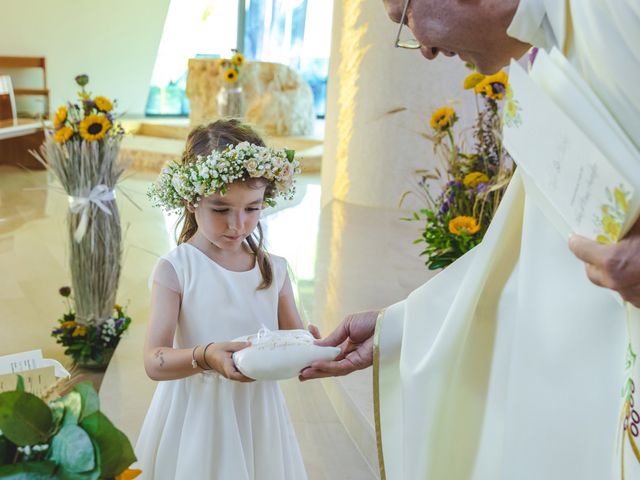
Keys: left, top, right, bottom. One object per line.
{"left": 322, "top": 0, "right": 477, "bottom": 210}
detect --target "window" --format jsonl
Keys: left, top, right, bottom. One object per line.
{"left": 145, "top": 0, "right": 332, "bottom": 119}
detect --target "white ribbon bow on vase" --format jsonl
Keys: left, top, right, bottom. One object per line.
{"left": 68, "top": 184, "right": 115, "bottom": 242}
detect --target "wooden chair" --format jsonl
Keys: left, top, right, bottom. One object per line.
{"left": 0, "top": 56, "right": 50, "bottom": 119}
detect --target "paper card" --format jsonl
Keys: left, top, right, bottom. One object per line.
{"left": 0, "top": 349, "right": 43, "bottom": 375}
{"left": 0, "top": 366, "right": 57, "bottom": 396}
{"left": 502, "top": 51, "right": 638, "bottom": 243}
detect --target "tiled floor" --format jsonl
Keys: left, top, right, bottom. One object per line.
{"left": 0, "top": 163, "right": 435, "bottom": 479}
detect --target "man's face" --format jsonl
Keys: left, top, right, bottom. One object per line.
{"left": 383, "top": 0, "right": 529, "bottom": 74}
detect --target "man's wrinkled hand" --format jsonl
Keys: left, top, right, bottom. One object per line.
{"left": 299, "top": 310, "right": 380, "bottom": 381}
{"left": 569, "top": 217, "right": 640, "bottom": 307}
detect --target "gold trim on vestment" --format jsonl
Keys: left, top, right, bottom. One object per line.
{"left": 373, "top": 308, "right": 387, "bottom": 480}
{"left": 563, "top": 0, "right": 574, "bottom": 57}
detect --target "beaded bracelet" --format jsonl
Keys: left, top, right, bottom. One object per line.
{"left": 202, "top": 342, "right": 215, "bottom": 370}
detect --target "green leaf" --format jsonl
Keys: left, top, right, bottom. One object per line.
{"left": 73, "top": 383, "right": 99, "bottom": 422}
{"left": 0, "top": 460, "right": 57, "bottom": 479}
{"left": 0, "top": 391, "right": 52, "bottom": 446}
{"left": 15, "top": 376, "right": 25, "bottom": 393}
{"left": 50, "top": 425, "right": 95, "bottom": 473}
{"left": 80, "top": 412, "right": 135, "bottom": 478}
{"left": 284, "top": 149, "right": 295, "bottom": 162}
{"left": 51, "top": 391, "right": 82, "bottom": 427}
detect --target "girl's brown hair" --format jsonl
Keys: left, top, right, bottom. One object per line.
{"left": 177, "top": 119, "right": 274, "bottom": 289}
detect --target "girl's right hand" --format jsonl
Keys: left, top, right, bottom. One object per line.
{"left": 205, "top": 341, "right": 254, "bottom": 382}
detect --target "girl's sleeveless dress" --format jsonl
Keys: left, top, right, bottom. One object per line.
{"left": 135, "top": 243, "right": 307, "bottom": 479}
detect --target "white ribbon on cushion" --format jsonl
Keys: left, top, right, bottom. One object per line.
{"left": 68, "top": 184, "right": 115, "bottom": 242}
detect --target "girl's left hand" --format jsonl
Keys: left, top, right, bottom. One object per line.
{"left": 307, "top": 324, "right": 321, "bottom": 339}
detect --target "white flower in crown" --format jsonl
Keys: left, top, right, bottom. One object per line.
{"left": 148, "top": 142, "right": 301, "bottom": 212}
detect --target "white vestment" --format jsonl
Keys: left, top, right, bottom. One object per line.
{"left": 375, "top": 1, "right": 640, "bottom": 479}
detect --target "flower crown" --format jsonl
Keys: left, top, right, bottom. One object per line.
{"left": 148, "top": 141, "right": 301, "bottom": 212}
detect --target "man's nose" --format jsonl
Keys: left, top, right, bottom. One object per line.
{"left": 420, "top": 46, "right": 439, "bottom": 60}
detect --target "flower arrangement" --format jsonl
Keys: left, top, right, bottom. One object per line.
{"left": 0, "top": 377, "right": 140, "bottom": 479}
{"left": 217, "top": 49, "right": 245, "bottom": 85}
{"left": 51, "top": 287, "right": 131, "bottom": 367}
{"left": 32, "top": 75, "right": 130, "bottom": 368}
{"left": 401, "top": 70, "right": 515, "bottom": 270}
{"left": 148, "top": 141, "right": 300, "bottom": 211}
{"left": 216, "top": 49, "right": 246, "bottom": 118}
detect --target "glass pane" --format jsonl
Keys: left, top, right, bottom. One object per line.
{"left": 146, "top": 0, "right": 239, "bottom": 116}
{"left": 243, "top": 0, "right": 333, "bottom": 118}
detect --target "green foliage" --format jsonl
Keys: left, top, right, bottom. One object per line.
{"left": 0, "top": 380, "right": 135, "bottom": 479}
{"left": 0, "top": 391, "right": 53, "bottom": 446}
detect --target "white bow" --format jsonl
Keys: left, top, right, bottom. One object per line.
{"left": 68, "top": 184, "right": 115, "bottom": 242}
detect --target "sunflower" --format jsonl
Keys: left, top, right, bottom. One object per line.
{"left": 231, "top": 52, "right": 245, "bottom": 66}
{"left": 79, "top": 114, "right": 111, "bottom": 141}
{"left": 224, "top": 68, "right": 238, "bottom": 83}
{"left": 72, "top": 325, "right": 87, "bottom": 337}
{"left": 61, "top": 320, "right": 77, "bottom": 329}
{"left": 430, "top": 106, "right": 457, "bottom": 131}
{"left": 115, "top": 469, "right": 142, "bottom": 480}
{"left": 448, "top": 216, "right": 481, "bottom": 235}
{"left": 463, "top": 171, "right": 490, "bottom": 188}
{"left": 94, "top": 95, "right": 113, "bottom": 113}
{"left": 463, "top": 72, "right": 485, "bottom": 90}
{"left": 53, "top": 106, "right": 68, "bottom": 128}
{"left": 474, "top": 71, "right": 509, "bottom": 100}
{"left": 54, "top": 126, "right": 74, "bottom": 144}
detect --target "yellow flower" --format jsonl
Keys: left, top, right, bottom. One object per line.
{"left": 602, "top": 215, "right": 621, "bottom": 240}
{"left": 224, "top": 68, "right": 238, "bottom": 83}
{"left": 72, "top": 326, "right": 87, "bottom": 337}
{"left": 463, "top": 72, "right": 485, "bottom": 90}
{"left": 474, "top": 71, "right": 509, "bottom": 100}
{"left": 115, "top": 469, "right": 142, "bottom": 480}
{"left": 614, "top": 187, "right": 629, "bottom": 214}
{"left": 463, "top": 171, "right": 490, "bottom": 188}
{"left": 94, "top": 96, "right": 113, "bottom": 113}
{"left": 61, "top": 321, "right": 77, "bottom": 329}
{"left": 430, "top": 106, "right": 456, "bottom": 131}
{"left": 54, "top": 126, "right": 74, "bottom": 144}
{"left": 114, "top": 303, "right": 123, "bottom": 312}
{"left": 231, "top": 52, "right": 245, "bottom": 66}
{"left": 596, "top": 234, "right": 612, "bottom": 245}
{"left": 79, "top": 114, "right": 111, "bottom": 141}
{"left": 53, "top": 106, "right": 68, "bottom": 128}
{"left": 448, "top": 216, "right": 481, "bottom": 235}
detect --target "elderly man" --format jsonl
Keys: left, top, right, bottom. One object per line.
{"left": 301, "top": 1, "right": 640, "bottom": 478}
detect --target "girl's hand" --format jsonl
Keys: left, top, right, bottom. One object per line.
{"left": 307, "top": 323, "right": 321, "bottom": 339}
{"left": 205, "top": 341, "right": 254, "bottom": 382}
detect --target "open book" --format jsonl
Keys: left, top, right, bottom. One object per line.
{"left": 503, "top": 47, "right": 640, "bottom": 243}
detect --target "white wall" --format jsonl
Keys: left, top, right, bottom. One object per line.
{"left": 323, "top": 0, "right": 477, "bottom": 211}
{"left": 0, "top": 0, "right": 171, "bottom": 116}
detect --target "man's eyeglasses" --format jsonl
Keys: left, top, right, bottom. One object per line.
{"left": 394, "top": 0, "right": 421, "bottom": 49}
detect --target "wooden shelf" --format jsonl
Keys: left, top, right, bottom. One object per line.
{"left": 0, "top": 56, "right": 49, "bottom": 119}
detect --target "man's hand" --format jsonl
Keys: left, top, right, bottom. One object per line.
{"left": 299, "top": 310, "right": 380, "bottom": 380}
{"left": 569, "top": 218, "right": 640, "bottom": 307}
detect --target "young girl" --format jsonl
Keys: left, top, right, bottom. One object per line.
{"left": 136, "top": 120, "right": 308, "bottom": 479}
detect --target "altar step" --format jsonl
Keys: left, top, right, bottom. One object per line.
{"left": 119, "top": 119, "right": 323, "bottom": 174}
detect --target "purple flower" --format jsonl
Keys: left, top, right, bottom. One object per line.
{"left": 115, "top": 318, "right": 124, "bottom": 328}
{"left": 52, "top": 328, "right": 63, "bottom": 335}
{"left": 528, "top": 47, "right": 539, "bottom": 69}
{"left": 475, "top": 183, "right": 488, "bottom": 193}
{"left": 491, "top": 83, "right": 506, "bottom": 95}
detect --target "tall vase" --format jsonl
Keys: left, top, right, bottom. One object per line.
{"left": 40, "top": 134, "right": 126, "bottom": 367}
{"left": 217, "top": 85, "right": 245, "bottom": 119}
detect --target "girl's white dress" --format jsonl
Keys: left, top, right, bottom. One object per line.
{"left": 135, "top": 243, "right": 307, "bottom": 480}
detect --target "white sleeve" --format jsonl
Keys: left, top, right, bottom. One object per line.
{"left": 148, "top": 258, "right": 181, "bottom": 294}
